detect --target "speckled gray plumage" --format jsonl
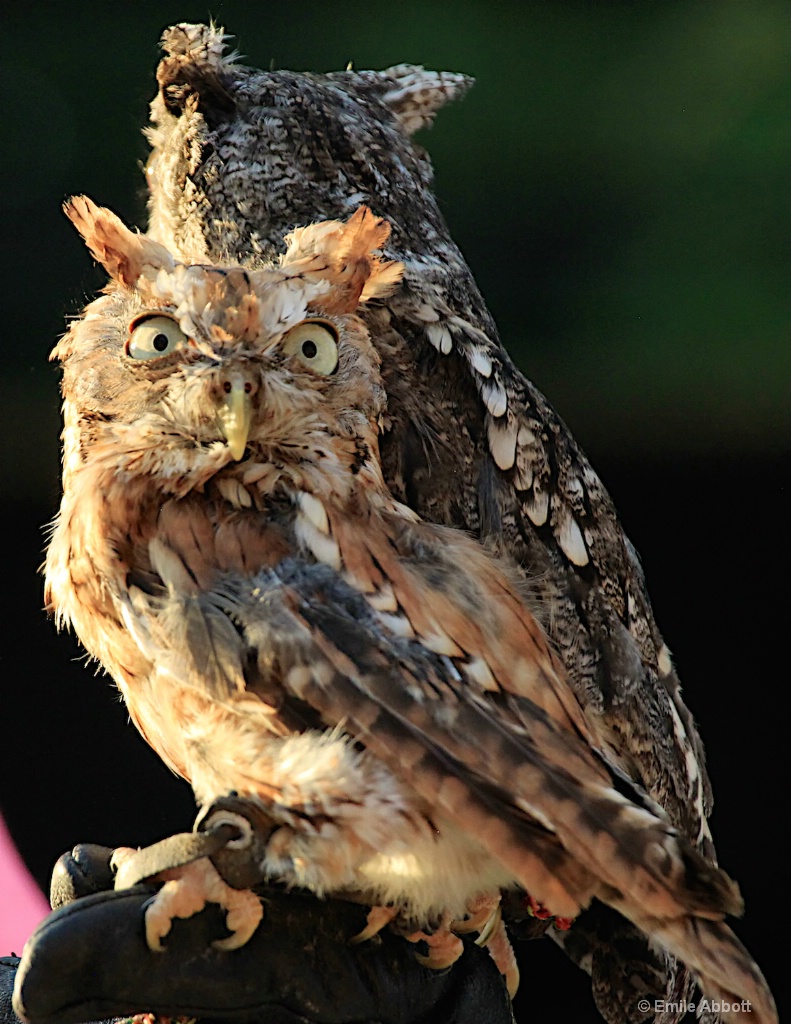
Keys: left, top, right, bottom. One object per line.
{"left": 142, "top": 23, "right": 719, "bottom": 1023}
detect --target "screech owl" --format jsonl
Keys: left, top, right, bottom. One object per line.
{"left": 44, "top": 195, "right": 774, "bottom": 1022}
{"left": 136, "top": 23, "right": 725, "bottom": 1022}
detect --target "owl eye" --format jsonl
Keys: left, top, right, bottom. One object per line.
{"left": 126, "top": 316, "right": 188, "bottom": 360}
{"left": 281, "top": 320, "right": 339, "bottom": 375}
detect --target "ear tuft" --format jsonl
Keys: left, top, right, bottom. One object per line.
{"left": 64, "top": 195, "right": 175, "bottom": 289}
{"left": 281, "top": 207, "right": 404, "bottom": 313}
{"left": 378, "top": 65, "right": 474, "bottom": 136}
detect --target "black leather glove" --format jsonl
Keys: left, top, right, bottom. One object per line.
{"left": 8, "top": 843, "right": 515, "bottom": 1024}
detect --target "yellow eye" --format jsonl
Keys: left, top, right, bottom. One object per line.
{"left": 281, "top": 319, "right": 339, "bottom": 375}
{"left": 126, "top": 316, "right": 188, "bottom": 360}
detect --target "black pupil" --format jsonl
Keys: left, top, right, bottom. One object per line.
{"left": 301, "top": 339, "right": 318, "bottom": 359}
{"left": 152, "top": 333, "right": 170, "bottom": 352}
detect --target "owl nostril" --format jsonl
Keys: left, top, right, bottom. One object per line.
{"left": 219, "top": 374, "right": 259, "bottom": 398}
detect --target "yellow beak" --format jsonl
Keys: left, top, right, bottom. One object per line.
{"left": 217, "top": 381, "right": 253, "bottom": 461}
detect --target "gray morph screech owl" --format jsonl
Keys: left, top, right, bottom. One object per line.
{"left": 48, "top": 22, "right": 774, "bottom": 1024}
{"left": 146, "top": 23, "right": 709, "bottom": 1014}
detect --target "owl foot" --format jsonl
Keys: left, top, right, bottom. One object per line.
{"left": 406, "top": 923, "right": 465, "bottom": 971}
{"left": 453, "top": 892, "right": 501, "bottom": 937}
{"left": 479, "top": 909, "right": 519, "bottom": 998}
{"left": 350, "top": 905, "right": 470, "bottom": 971}
{"left": 112, "top": 849, "right": 263, "bottom": 952}
{"left": 452, "top": 893, "right": 519, "bottom": 997}
{"left": 349, "top": 905, "right": 399, "bottom": 944}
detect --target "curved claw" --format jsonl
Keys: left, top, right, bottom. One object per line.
{"left": 407, "top": 928, "right": 464, "bottom": 971}
{"left": 452, "top": 893, "right": 501, "bottom": 939}
{"left": 138, "top": 857, "right": 263, "bottom": 953}
{"left": 354, "top": 893, "right": 517, "bottom": 994}
{"left": 484, "top": 913, "right": 520, "bottom": 998}
{"left": 349, "top": 905, "right": 399, "bottom": 945}
{"left": 211, "top": 892, "right": 264, "bottom": 950}
{"left": 473, "top": 904, "right": 502, "bottom": 948}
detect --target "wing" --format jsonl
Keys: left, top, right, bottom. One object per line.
{"left": 117, "top": 523, "right": 774, "bottom": 1024}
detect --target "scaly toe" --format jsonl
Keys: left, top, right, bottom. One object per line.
{"left": 211, "top": 889, "right": 264, "bottom": 951}
{"left": 349, "top": 905, "right": 399, "bottom": 945}
{"left": 139, "top": 857, "right": 263, "bottom": 953}
{"left": 407, "top": 928, "right": 464, "bottom": 970}
{"left": 453, "top": 892, "right": 501, "bottom": 936}
{"left": 483, "top": 913, "right": 520, "bottom": 998}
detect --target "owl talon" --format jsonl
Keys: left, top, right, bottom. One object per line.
{"left": 451, "top": 895, "right": 519, "bottom": 997}
{"left": 452, "top": 892, "right": 501, "bottom": 937}
{"left": 137, "top": 857, "right": 263, "bottom": 953}
{"left": 407, "top": 927, "right": 464, "bottom": 970}
{"left": 349, "top": 905, "right": 399, "bottom": 945}
{"left": 482, "top": 911, "right": 520, "bottom": 998}
{"left": 473, "top": 903, "right": 502, "bottom": 948}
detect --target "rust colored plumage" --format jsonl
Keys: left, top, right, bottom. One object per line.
{"left": 46, "top": 197, "right": 775, "bottom": 1022}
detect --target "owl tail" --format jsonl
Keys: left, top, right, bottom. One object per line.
{"left": 467, "top": 751, "right": 777, "bottom": 1024}
{"left": 623, "top": 912, "right": 775, "bottom": 1024}
{"left": 472, "top": 776, "right": 777, "bottom": 1023}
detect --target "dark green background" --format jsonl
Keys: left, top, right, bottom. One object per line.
{"left": 1, "top": 2, "right": 786, "bottom": 1019}
{"left": 3, "top": 0, "right": 791, "bottom": 490}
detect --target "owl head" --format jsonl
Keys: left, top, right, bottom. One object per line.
{"left": 56, "top": 198, "right": 403, "bottom": 496}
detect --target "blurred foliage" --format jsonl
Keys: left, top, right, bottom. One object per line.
{"left": 3, "top": 0, "right": 790, "bottom": 506}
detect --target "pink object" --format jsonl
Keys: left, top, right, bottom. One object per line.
{"left": 0, "top": 814, "right": 49, "bottom": 955}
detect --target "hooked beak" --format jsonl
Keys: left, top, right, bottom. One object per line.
{"left": 217, "top": 379, "right": 253, "bottom": 461}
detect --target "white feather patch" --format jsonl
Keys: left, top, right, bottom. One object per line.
{"left": 426, "top": 322, "right": 453, "bottom": 355}
{"left": 286, "top": 665, "right": 315, "bottom": 699}
{"left": 295, "top": 516, "right": 341, "bottom": 570}
{"left": 216, "top": 477, "right": 253, "bottom": 509}
{"left": 481, "top": 380, "right": 507, "bottom": 418}
{"left": 524, "top": 488, "right": 549, "bottom": 527}
{"left": 555, "top": 512, "right": 589, "bottom": 567}
{"left": 487, "top": 416, "right": 517, "bottom": 471}
{"left": 376, "top": 612, "right": 416, "bottom": 639}
{"left": 467, "top": 346, "right": 493, "bottom": 379}
{"left": 464, "top": 656, "right": 498, "bottom": 692}
{"left": 149, "top": 538, "right": 198, "bottom": 592}
{"left": 657, "top": 643, "right": 673, "bottom": 677}
{"left": 513, "top": 456, "right": 533, "bottom": 492}
{"left": 421, "top": 630, "right": 465, "bottom": 657}
{"left": 243, "top": 463, "right": 276, "bottom": 486}
{"left": 684, "top": 745, "right": 700, "bottom": 788}
{"left": 297, "top": 491, "right": 330, "bottom": 534}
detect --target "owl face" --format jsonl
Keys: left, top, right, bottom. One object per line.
{"left": 57, "top": 198, "right": 403, "bottom": 494}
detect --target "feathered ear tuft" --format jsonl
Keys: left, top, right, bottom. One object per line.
{"left": 64, "top": 195, "right": 175, "bottom": 290}
{"left": 377, "top": 65, "right": 474, "bottom": 136}
{"left": 281, "top": 206, "right": 404, "bottom": 313}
